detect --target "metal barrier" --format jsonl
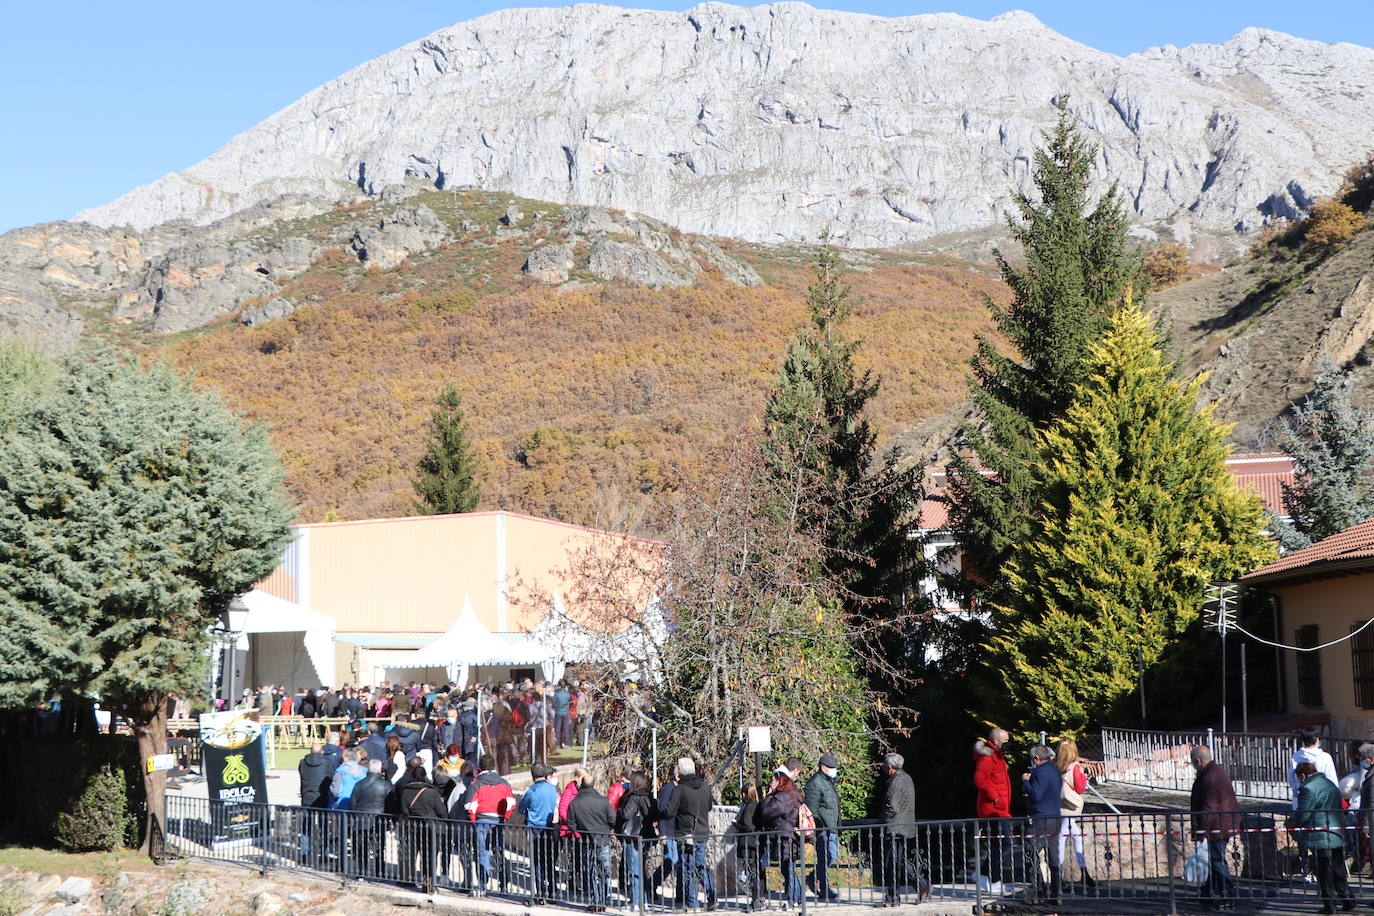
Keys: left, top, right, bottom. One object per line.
{"left": 1102, "top": 727, "right": 1367, "bottom": 802}
{"left": 165, "top": 794, "right": 1374, "bottom": 913}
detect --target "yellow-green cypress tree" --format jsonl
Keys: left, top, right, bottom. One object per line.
{"left": 989, "top": 304, "right": 1275, "bottom": 735}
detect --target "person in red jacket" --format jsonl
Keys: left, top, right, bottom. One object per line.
{"left": 464, "top": 755, "right": 515, "bottom": 894}
{"left": 973, "top": 727, "right": 1012, "bottom": 890}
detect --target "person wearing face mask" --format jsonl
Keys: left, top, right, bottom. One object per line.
{"left": 804, "top": 753, "right": 842, "bottom": 901}
{"left": 438, "top": 708, "right": 463, "bottom": 758}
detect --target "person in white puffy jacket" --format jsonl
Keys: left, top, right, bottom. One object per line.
{"left": 1289, "top": 729, "right": 1339, "bottom": 810}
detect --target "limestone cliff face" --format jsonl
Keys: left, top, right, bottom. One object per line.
{"left": 73, "top": 3, "right": 1374, "bottom": 248}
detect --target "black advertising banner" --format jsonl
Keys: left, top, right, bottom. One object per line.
{"left": 199, "top": 710, "right": 269, "bottom": 846}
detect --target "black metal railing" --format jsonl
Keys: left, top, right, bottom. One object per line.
{"left": 165, "top": 796, "right": 1374, "bottom": 913}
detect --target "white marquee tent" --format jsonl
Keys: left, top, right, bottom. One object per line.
{"left": 237, "top": 588, "right": 337, "bottom": 689}
{"left": 369, "top": 598, "right": 547, "bottom": 686}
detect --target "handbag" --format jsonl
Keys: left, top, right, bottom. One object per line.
{"left": 797, "top": 802, "right": 817, "bottom": 838}
{"left": 1183, "top": 840, "right": 1211, "bottom": 884}
{"left": 1060, "top": 765, "right": 1084, "bottom": 814}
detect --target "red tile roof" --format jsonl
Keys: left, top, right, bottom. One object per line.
{"left": 1242, "top": 518, "right": 1374, "bottom": 584}
{"left": 919, "top": 455, "right": 1294, "bottom": 532}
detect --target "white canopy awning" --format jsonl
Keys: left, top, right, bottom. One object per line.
{"left": 369, "top": 597, "right": 547, "bottom": 685}
{"left": 238, "top": 589, "right": 337, "bottom": 688}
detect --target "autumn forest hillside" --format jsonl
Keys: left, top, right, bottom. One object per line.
{"left": 162, "top": 191, "right": 1006, "bottom": 530}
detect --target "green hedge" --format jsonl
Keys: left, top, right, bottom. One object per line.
{"left": 0, "top": 734, "right": 144, "bottom": 849}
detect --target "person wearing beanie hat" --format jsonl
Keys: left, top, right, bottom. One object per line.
{"left": 804, "top": 754, "right": 842, "bottom": 900}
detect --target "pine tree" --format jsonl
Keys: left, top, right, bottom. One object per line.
{"left": 759, "top": 243, "right": 929, "bottom": 739}
{"left": 413, "top": 383, "right": 481, "bottom": 515}
{"left": 0, "top": 348, "right": 294, "bottom": 851}
{"left": 989, "top": 305, "right": 1275, "bottom": 735}
{"left": 948, "top": 100, "right": 1141, "bottom": 601}
{"left": 1275, "top": 360, "right": 1374, "bottom": 549}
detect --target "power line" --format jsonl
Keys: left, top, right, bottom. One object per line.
{"left": 1231, "top": 617, "right": 1374, "bottom": 653}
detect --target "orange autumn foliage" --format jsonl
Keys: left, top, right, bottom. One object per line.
{"left": 164, "top": 235, "right": 1004, "bottom": 534}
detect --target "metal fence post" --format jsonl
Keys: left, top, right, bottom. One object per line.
{"left": 637, "top": 836, "right": 647, "bottom": 916}
{"left": 1166, "top": 812, "right": 1178, "bottom": 916}
{"left": 799, "top": 829, "right": 808, "bottom": 916}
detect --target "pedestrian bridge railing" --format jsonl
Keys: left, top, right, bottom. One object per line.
{"left": 164, "top": 795, "right": 1369, "bottom": 914}
{"left": 1100, "top": 727, "right": 1367, "bottom": 802}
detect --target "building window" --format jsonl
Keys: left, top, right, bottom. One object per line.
{"left": 1296, "top": 625, "right": 1323, "bottom": 707}
{"left": 1352, "top": 622, "right": 1374, "bottom": 710}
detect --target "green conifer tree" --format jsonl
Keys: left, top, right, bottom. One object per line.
{"left": 757, "top": 244, "right": 928, "bottom": 769}
{"left": 1275, "top": 360, "right": 1374, "bottom": 549}
{"left": 762, "top": 242, "right": 928, "bottom": 627}
{"left": 413, "top": 383, "right": 482, "bottom": 515}
{"left": 989, "top": 305, "right": 1275, "bottom": 735}
{"left": 948, "top": 100, "right": 1140, "bottom": 602}
{"left": 0, "top": 348, "right": 294, "bottom": 851}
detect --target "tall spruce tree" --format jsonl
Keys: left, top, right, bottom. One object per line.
{"left": 760, "top": 243, "right": 928, "bottom": 686}
{"left": 948, "top": 100, "right": 1140, "bottom": 601}
{"left": 989, "top": 305, "right": 1275, "bottom": 735}
{"left": 413, "top": 383, "right": 482, "bottom": 515}
{"left": 1275, "top": 360, "right": 1374, "bottom": 549}
{"left": 0, "top": 348, "right": 294, "bottom": 851}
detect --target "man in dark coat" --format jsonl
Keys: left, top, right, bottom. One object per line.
{"left": 458, "top": 699, "right": 481, "bottom": 768}
{"left": 397, "top": 761, "right": 450, "bottom": 892}
{"left": 568, "top": 774, "right": 617, "bottom": 912}
{"left": 1022, "top": 745, "right": 1063, "bottom": 904}
{"left": 297, "top": 743, "right": 335, "bottom": 866}
{"left": 359, "top": 722, "right": 387, "bottom": 766}
{"left": 804, "top": 753, "right": 842, "bottom": 900}
{"left": 1190, "top": 745, "right": 1240, "bottom": 907}
{"left": 876, "top": 752, "right": 924, "bottom": 907}
{"left": 665, "top": 758, "right": 717, "bottom": 910}
{"left": 352, "top": 759, "right": 395, "bottom": 878}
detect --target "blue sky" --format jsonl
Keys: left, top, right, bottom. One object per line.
{"left": 2, "top": 1, "right": 1369, "bottom": 233}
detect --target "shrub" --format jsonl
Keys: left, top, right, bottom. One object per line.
{"left": 0, "top": 732, "right": 144, "bottom": 849}
{"left": 54, "top": 764, "right": 130, "bottom": 851}
{"left": 1304, "top": 198, "right": 1367, "bottom": 254}
{"left": 1143, "top": 241, "right": 1190, "bottom": 290}
{"left": 1339, "top": 153, "right": 1374, "bottom": 214}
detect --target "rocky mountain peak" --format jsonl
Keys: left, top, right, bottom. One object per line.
{"left": 66, "top": 3, "right": 1371, "bottom": 254}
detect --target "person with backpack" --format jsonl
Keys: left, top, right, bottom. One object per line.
{"left": 761, "top": 770, "right": 804, "bottom": 906}
{"left": 665, "top": 757, "right": 718, "bottom": 910}
{"left": 804, "top": 753, "right": 842, "bottom": 901}
{"left": 615, "top": 771, "right": 657, "bottom": 910}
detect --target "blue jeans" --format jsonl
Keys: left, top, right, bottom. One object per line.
{"left": 476, "top": 819, "right": 506, "bottom": 889}
{"left": 582, "top": 841, "right": 611, "bottom": 906}
{"left": 809, "top": 831, "right": 838, "bottom": 896}
{"left": 623, "top": 839, "right": 644, "bottom": 907}
{"left": 1202, "top": 836, "right": 1235, "bottom": 901}
{"left": 781, "top": 857, "right": 803, "bottom": 904}
{"left": 651, "top": 837, "right": 680, "bottom": 898}
{"left": 679, "top": 841, "right": 716, "bottom": 907}
{"left": 555, "top": 712, "right": 572, "bottom": 747}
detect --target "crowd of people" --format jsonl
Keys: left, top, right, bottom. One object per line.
{"left": 247, "top": 678, "right": 597, "bottom": 774}
{"left": 293, "top": 735, "right": 931, "bottom": 910}
{"left": 201, "top": 685, "right": 1374, "bottom": 914}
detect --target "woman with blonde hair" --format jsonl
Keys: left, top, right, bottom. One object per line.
{"left": 1055, "top": 738, "right": 1096, "bottom": 890}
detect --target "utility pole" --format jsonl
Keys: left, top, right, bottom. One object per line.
{"left": 1205, "top": 583, "right": 1238, "bottom": 736}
